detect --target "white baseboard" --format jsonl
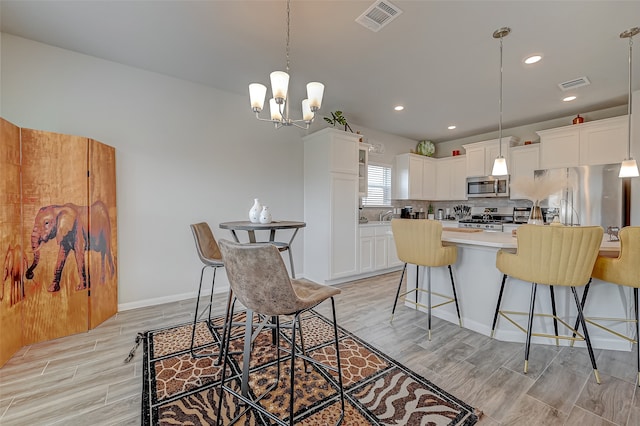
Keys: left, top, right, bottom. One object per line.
{"left": 118, "top": 284, "right": 230, "bottom": 311}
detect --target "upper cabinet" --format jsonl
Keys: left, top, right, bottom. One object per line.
{"left": 435, "top": 156, "right": 467, "bottom": 200}
{"left": 462, "top": 137, "right": 519, "bottom": 177}
{"left": 537, "top": 116, "right": 628, "bottom": 169}
{"left": 509, "top": 144, "right": 540, "bottom": 199}
{"left": 393, "top": 153, "right": 436, "bottom": 200}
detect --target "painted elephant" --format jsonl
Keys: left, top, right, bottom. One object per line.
{"left": 2, "top": 244, "right": 27, "bottom": 305}
{"left": 25, "top": 201, "right": 115, "bottom": 292}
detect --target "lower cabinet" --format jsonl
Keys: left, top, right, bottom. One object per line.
{"left": 358, "top": 224, "right": 402, "bottom": 273}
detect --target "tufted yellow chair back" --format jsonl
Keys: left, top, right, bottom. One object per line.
{"left": 592, "top": 226, "right": 640, "bottom": 288}
{"left": 391, "top": 219, "right": 457, "bottom": 267}
{"left": 496, "top": 224, "right": 603, "bottom": 287}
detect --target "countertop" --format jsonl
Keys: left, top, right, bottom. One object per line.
{"left": 442, "top": 229, "right": 620, "bottom": 254}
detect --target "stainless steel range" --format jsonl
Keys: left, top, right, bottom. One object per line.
{"left": 458, "top": 207, "right": 514, "bottom": 231}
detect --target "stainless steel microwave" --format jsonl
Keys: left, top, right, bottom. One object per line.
{"left": 466, "top": 175, "right": 510, "bottom": 198}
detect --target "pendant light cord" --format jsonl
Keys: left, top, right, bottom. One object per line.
{"left": 627, "top": 35, "right": 633, "bottom": 159}
{"left": 285, "top": 0, "right": 291, "bottom": 75}
{"left": 499, "top": 35, "right": 504, "bottom": 158}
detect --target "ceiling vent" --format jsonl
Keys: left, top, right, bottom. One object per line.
{"left": 558, "top": 76, "right": 591, "bottom": 91}
{"left": 356, "top": 1, "right": 403, "bottom": 32}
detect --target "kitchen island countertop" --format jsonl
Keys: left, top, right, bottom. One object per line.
{"left": 442, "top": 229, "right": 620, "bottom": 254}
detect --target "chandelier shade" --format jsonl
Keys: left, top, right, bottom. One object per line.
{"left": 248, "top": 0, "right": 324, "bottom": 129}
{"left": 491, "top": 27, "right": 511, "bottom": 177}
{"left": 619, "top": 27, "right": 640, "bottom": 178}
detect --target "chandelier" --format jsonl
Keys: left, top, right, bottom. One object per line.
{"left": 491, "top": 27, "right": 511, "bottom": 176}
{"left": 619, "top": 27, "right": 640, "bottom": 178}
{"left": 248, "top": 0, "right": 324, "bottom": 129}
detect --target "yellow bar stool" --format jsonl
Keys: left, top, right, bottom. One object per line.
{"left": 490, "top": 224, "right": 603, "bottom": 383}
{"left": 390, "top": 219, "right": 462, "bottom": 341}
{"left": 585, "top": 226, "right": 640, "bottom": 386}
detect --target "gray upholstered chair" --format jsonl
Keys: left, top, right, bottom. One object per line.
{"left": 189, "top": 223, "right": 226, "bottom": 360}
{"left": 216, "top": 239, "right": 345, "bottom": 426}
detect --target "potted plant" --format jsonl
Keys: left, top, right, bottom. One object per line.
{"left": 324, "top": 111, "right": 353, "bottom": 133}
{"left": 427, "top": 204, "right": 435, "bottom": 220}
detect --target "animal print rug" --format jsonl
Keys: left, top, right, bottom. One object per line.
{"left": 142, "top": 310, "right": 479, "bottom": 425}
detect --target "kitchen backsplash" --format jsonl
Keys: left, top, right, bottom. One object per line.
{"left": 360, "top": 198, "right": 534, "bottom": 222}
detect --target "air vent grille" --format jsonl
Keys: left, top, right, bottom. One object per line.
{"left": 356, "top": 1, "right": 403, "bottom": 32}
{"left": 558, "top": 76, "right": 591, "bottom": 91}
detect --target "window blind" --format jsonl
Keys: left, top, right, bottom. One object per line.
{"left": 362, "top": 164, "right": 392, "bottom": 206}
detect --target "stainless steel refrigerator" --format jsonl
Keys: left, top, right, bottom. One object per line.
{"left": 534, "top": 164, "right": 630, "bottom": 229}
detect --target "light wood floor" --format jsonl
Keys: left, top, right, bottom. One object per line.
{"left": 1, "top": 271, "right": 639, "bottom": 425}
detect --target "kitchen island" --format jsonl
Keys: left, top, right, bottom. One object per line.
{"left": 404, "top": 229, "right": 627, "bottom": 351}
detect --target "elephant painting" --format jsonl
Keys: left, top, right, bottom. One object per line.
{"left": 25, "top": 201, "right": 115, "bottom": 292}
{"left": 2, "top": 244, "right": 27, "bottom": 306}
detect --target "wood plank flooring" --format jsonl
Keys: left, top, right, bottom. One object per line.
{"left": 1, "top": 271, "right": 638, "bottom": 425}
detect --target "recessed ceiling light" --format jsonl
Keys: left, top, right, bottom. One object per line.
{"left": 394, "top": 105, "right": 404, "bottom": 111}
{"left": 448, "top": 125, "right": 456, "bottom": 130}
{"left": 563, "top": 96, "right": 577, "bottom": 102}
{"left": 524, "top": 55, "right": 542, "bottom": 64}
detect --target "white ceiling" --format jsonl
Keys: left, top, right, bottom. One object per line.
{"left": 1, "top": 1, "right": 638, "bottom": 142}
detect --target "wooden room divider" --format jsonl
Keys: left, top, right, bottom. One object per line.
{"left": 0, "top": 117, "right": 117, "bottom": 367}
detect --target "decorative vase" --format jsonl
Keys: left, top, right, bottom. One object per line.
{"left": 249, "top": 198, "right": 262, "bottom": 223}
{"left": 259, "top": 206, "right": 272, "bottom": 224}
{"left": 528, "top": 201, "right": 544, "bottom": 225}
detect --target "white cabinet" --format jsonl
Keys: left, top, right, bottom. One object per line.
{"left": 537, "top": 116, "right": 628, "bottom": 169}
{"left": 463, "top": 137, "right": 519, "bottom": 177}
{"left": 387, "top": 232, "right": 402, "bottom": 267}
{"left": 435, "top": 156, "right": 467, "bottom": 200}
{"left": 358, "top": 144, "right": 371, "bottom": 197}
{"left": 509, "top": 144, "right": 540, "bottom": 199}
{"left": 358, "top": 227, "right": 374, "bottom": 273}
{"left": 358, "top": 224, "right": 402, "bottom": 273}
{"left": 393, "top": 153, "right": 436, "bottom": 200}
{"left": 303, "top": 128, "right": 359, "bottom": 283}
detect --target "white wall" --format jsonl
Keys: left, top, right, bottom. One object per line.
{"left": 1, "top": 34, "right": 417, "bottom": 310}
{"left": 1, "top": 34, "right": 310, "bottom": 309}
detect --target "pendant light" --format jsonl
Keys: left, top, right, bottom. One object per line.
{"left": 619, "top": 27, "right": 640, "bottom": 178}
{"left": 491, "top": 27, "right": 511, "bottom": 177}
{"left": 248, "top": 0, "right": 324, "bottom": 129}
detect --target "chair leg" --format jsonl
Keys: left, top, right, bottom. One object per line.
{"left": 331, "top": 297, "right": 346, "bottom": 425}
{"left": 491, "top": 274, "right": 508, "bottom": 338}
{"left": 415, "top": 265, "right": 419, "bottom": 305}
{"left": 549, "top": 285, "right": 559, "bottom": 346}
{"left": 216, "top": 298, "right": 237, "bottom": 426}
{"left": 572, "top": 286, "right": 600, "bottom": 384}
{"left": 206, "top": 267, "right": 217, "bottom": 323}
{"left": 635, "top": 287, "right": 639, "bottom": 387}
{"left": 390, "top": 263, "right": 407, "bottom": 322}
{"left": 290, "top": 313, "right": 298, "bottom": 426}
{"left": 426, "top": 266, "right": 432, "bottom": 341}
{"left": 572, "top": 279, "right": 591, "bottom": 346}
{"left": 297, "top": 316, "right": 310, "bottom": 373}
{"left": 216, "top": 291, "right": 234, "bottom": 366}
{"left": 190, "top": 265, "right": 209, "bottom": 357}
{"left": 448, "top": 265, "right": 463, "bottom": 328}
{"left": 287, "top": 248, "right": 295, "bottom": 279}
{"left": 524, "top": 282, "right": 537, "bottom": 374}
{"left": 241, "top": 310, "right": 254, "bottom": 397}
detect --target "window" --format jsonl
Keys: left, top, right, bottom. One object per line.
{"left": 362, "top": 163, "right": 392, "bottom": 206}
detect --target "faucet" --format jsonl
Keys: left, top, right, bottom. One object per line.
{"left": 379, "top": 210, "right": 394, "bottom": 221}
